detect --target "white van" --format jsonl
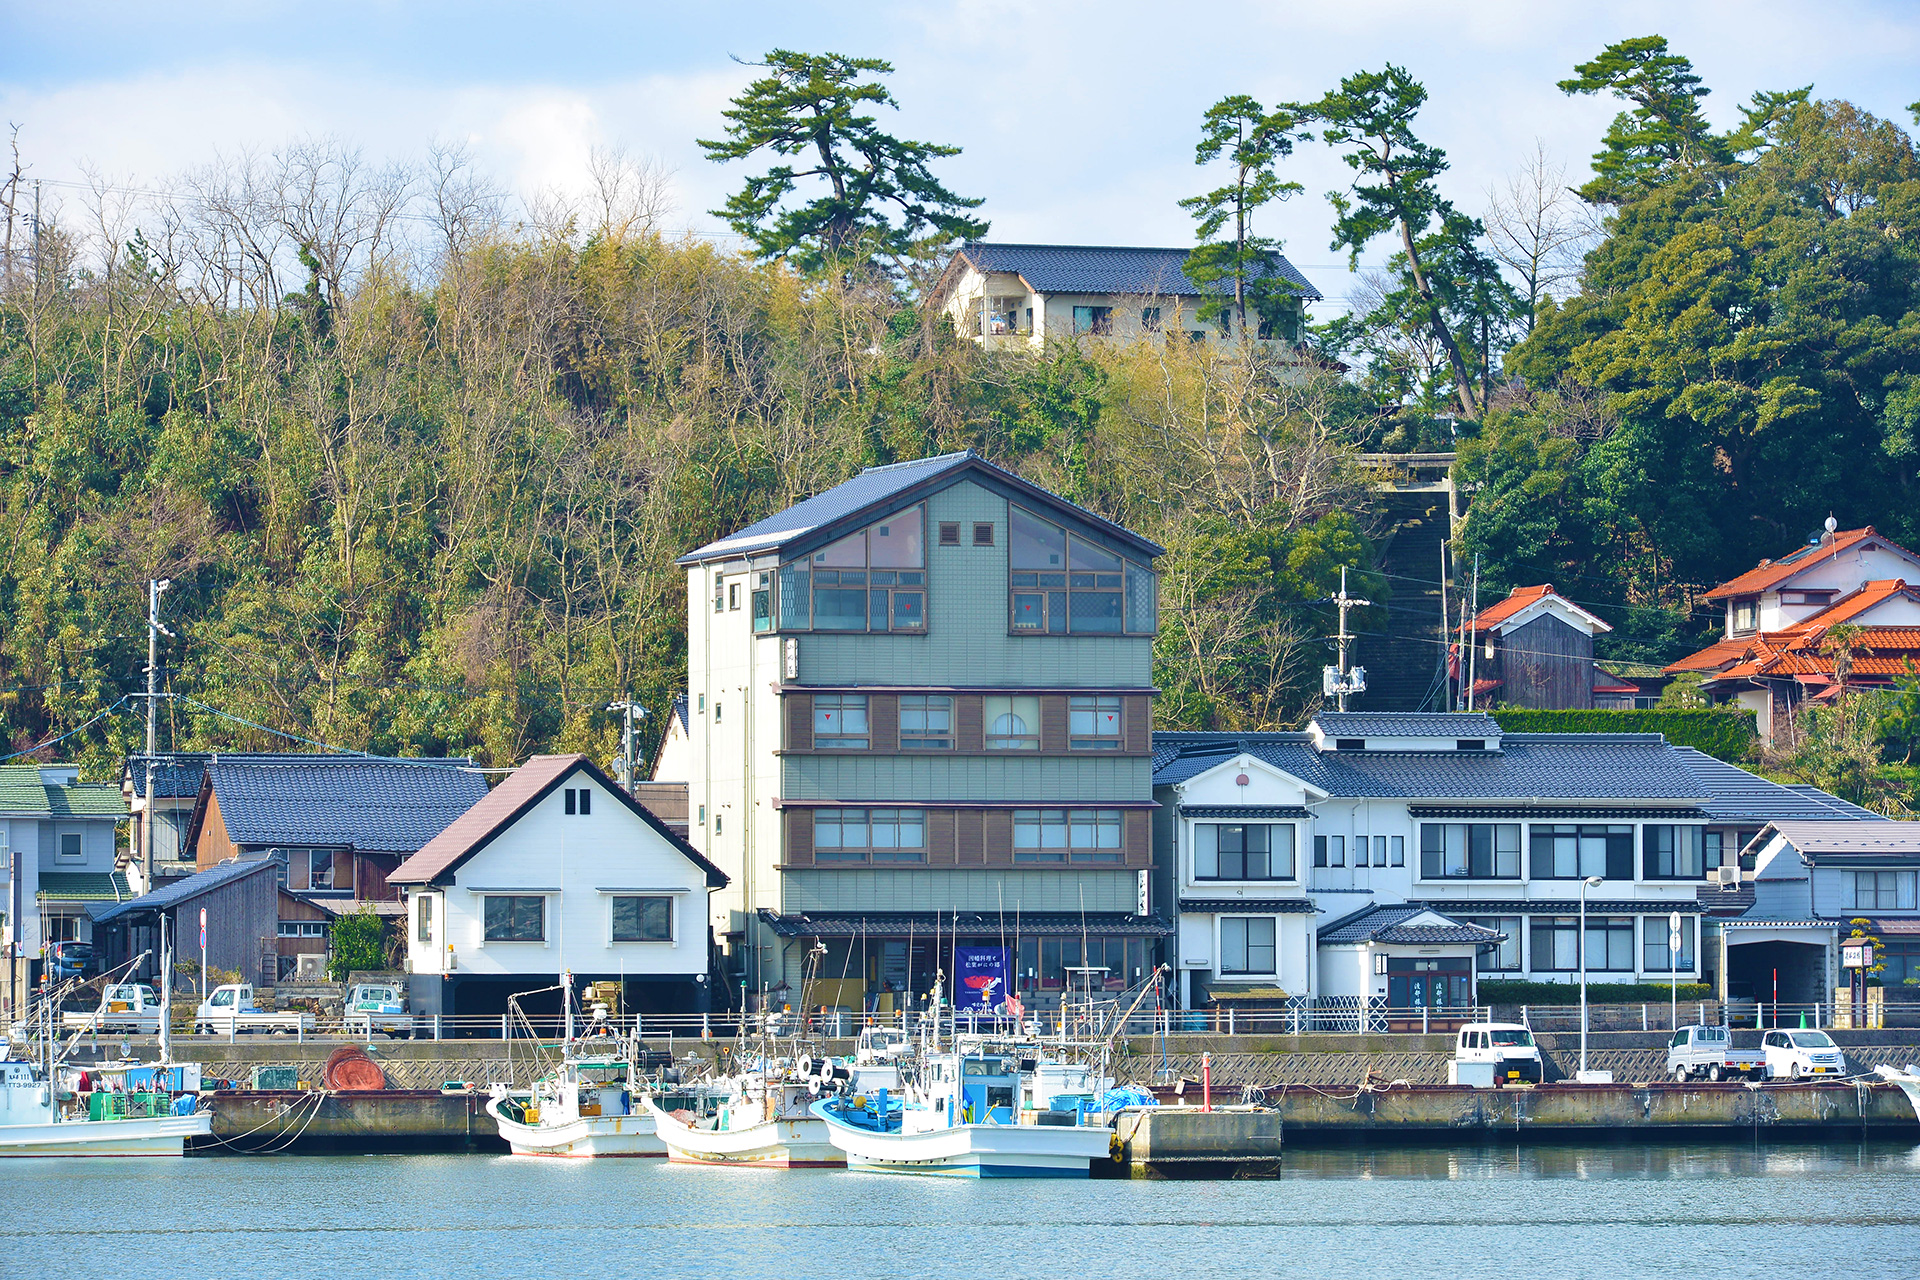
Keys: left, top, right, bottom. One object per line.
{"left": 1451, "top": 1022, "right": 1544, "bottom": 1086}
{"left": 1762, "top": 1029, "right": 1847, "bottom": 1079}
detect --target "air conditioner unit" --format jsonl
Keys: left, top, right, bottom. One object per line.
{"left": 1714, "top": 866, "right": 1741, "bottom": 886}
{"left": 294, "top": 953, "right": 327, "bottom": 981}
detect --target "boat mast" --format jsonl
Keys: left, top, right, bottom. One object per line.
{"left": 158, "top": 911, "right": 172, "bottom": 1064}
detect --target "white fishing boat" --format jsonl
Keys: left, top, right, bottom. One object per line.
{"left": 813, "top": 1045, "right": 1114, "bottom": 1178}
{"left": 1874, "top": 1063, "right": 1920, "bottom": 1117}
{"left": 646, "top": 1074, "right": 841, "bottom": 1168}
{"left": 0, "top": 1057, "right": 211, "bottom": 1157}
{"left": 487, "top": 1053, "right": 664, "bottom": 1158}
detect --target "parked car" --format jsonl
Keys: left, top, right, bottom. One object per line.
{"left": 1763, "top": 1028, "right": 1847, "bottom": 1079}
{"left": 1451, "top": 1022, "right": 1544, "bottom": 1085}
{"left": 46, "top": 941, "right": 95, "bottom": 982}
{"left": 342, "top": 982, "right": 412, "bottom": 1038}
{"left": 1665, "top": 1024, "right": 1766, "bottom": 1082}
{"left": 194, "top": 983, "right": 315, "bottom": 1035}
{"left": 61, "top": 983, "right": 165, "bottom": 1034}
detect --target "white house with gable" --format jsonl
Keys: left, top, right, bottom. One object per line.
{"left": 391, "top": 754, "right": 728, "bottom": 1022}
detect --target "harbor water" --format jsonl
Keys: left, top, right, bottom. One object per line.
{"left": 5, "top": 1142, "right": 1919, "bottom": 1278}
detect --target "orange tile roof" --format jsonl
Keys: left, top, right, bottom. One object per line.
{"left": 1781, "top": 579, "right": 1920, "bottom": 630}
{"left": 1664, "top": 637, "right": 1755, "bottom": 675}
{"left": 1695, "top": 625, "right": 1920, "bottom": 686}
{"left": 1468, "top": 584, "right": 1555, "bottom": 629}
{"left": 1703, "top": 527, "right": 1920, "bottom": 601}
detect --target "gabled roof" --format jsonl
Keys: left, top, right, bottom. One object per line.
{"left": 1467, "top": 583, "right": 1611, "bottom": 636}
{"left": 191, "top": 758, "right": 489, "bottom": 855}
{"left": 1317, "top": 903, "right": 1503, "bottom": 946}
{"left": 676, "top": 449, "right": 1163, "bottom": 566}
{"left": 1683, "top": 625, "right": 1920, "bottom": 688}
{"left": 123, "top": 752, "right": 359, "bottom": 800}
{"left": 388, "top": 754, "right": 727, "bottom": 889}
{"left": 1153, "top": 729, "right": 1707, "bottom": 802}
{"left": 1704, "top": 527, "right": 1920, "bottom": 601}
{"left": 1670, "top": 747, "right": 1885, "bottom": 825}
{"left": 91, "top": 857, "right": 278, "bottom": 924}
{"left": 1764, "top": 819, "right": 1920, "bottom": 865}
{"left": 948, "top": 242, "right": 1322, "bottom": 303}
{"left": 0, "top": 766, "right": 127, "bottom": 817}
{"left": 1787, "top": 579, "right": 1920, "bottom": 629}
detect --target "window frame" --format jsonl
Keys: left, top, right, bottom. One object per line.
{"left": 779, "top": 504, "right": 928, "bottom": 634}
{"left": 1465, "top": 916, "right": 1522, "bottom": 971}
{"left": 56, "top": 830, "right": 85, "bottom": 863}
{"left": 1418, "top": 823, "right": 1522, "bottom": 880}
{"left": 1192, "top": 822, "right": 1296, "bottom": 882}
{"left": 984, "top": 694, "right": 1041, "bottom": 750}
{"left": 1643, "top": 825, "right": 1705, "bottom": 880}
{"left": 812, "top": 808, "right": 928, "bottom": 863}
{"left": 813, "top": 693, "right": 871, "bottom": 750}
{"left": 416, "top": 894, "right": 433, "bottom": 944}
{"left": 610, "top": 894, "right": 675, "bottom": 943}
{"left": 1853, "top": 869, "right": 1918, "bottom": 910}
{"left": 1007, "top": 506, "right": 1156, "bottom": 637}
{"left": 482, "top": 894, "right": 547, "bottom": 944}
{"left": 1643, "top": 915, "right": 1696, "bottom": 971}
{"left": 1013, "top": 808, "right": 1124, "bottom": 864}
{"left": 1068, "top": 694, "right": 1123, "bottom": 750}
{"left": 898, "top": 694, "right": 953, "bottom": 750}
{"left": 1529, "top": 824, "right": 1634, "bottom": 880}
{"left": 1218, "top": 915, "right": 1279, "bottom": 977}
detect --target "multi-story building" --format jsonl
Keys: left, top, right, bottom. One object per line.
{"left": 1, "top": 764, "right": 130, "bottom": 1018}
{"left": 677, "top": 450, "right": 1168, "bottom": 1015}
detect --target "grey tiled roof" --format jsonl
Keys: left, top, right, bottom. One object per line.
{"left": 1412, "top": 899, "right": 1696, "bottom": 915}
{"left": 1312, "top": 713, "right": 1503, "bottom": 740}
{"left": 93, "top": 858, "right": 277, "bottom": 923}
{"left": 677, "top": 449, "right": 1163, "bottom": 565}
{"left": 1153, "top": 733, "right": 1707, "bottom": 801}
{"left": 757, "top": 909, "right": 1172, "bottom": 938}
{"left": 1317, "top": 903, "right": 1501, "bottom": 945}
{"left": 1671, "top": 748, "right": 1885, "bottom": 824}
{"left": 956, "top": 242, "right": 1323, "bottom": 302}
{"left": 1180, "top": 898, "right": 1318, "bottom": 914}
{"left": 206, "top": 759, "right": 489, "bottom": 854}
{"left": 123, "top": 752, "right": 360, "bottom": 799}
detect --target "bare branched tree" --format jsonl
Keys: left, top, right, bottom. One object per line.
{"left": 1482, "top": 140, "right": 1602, "bottom": 328}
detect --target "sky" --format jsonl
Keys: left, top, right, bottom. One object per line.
{"left": 3, "top": 0, "right": 1917, "bottom": 309}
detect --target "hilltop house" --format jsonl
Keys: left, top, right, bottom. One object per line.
{"left": 1459, "top": 584, "right": 1615, "bottom": 709}
{"left": 391, "top": 755, "right": 728, "bottom": 1021}
{"left": 1666, "top": 525, "right": 1920, "bottom": 739}
{"left": 930, "top": 243, "right": 1322, "bottom": 350}
{"left": 1, "top": 764, "right": 130, "bottom": 1018}
{"left": 677, "top": 449, "right": 1167, "bottom": 1016}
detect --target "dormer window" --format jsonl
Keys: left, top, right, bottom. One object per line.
{"left": 1456, "top": 739, "right": 1486, "bottom": 751}
{"left": 1334, "top": 738, "right": 1365, "bottom": 752}
{"left": 1731, "top": 598, "right": 1758, "bottom": 633}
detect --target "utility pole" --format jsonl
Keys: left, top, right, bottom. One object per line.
{"left": 605, "top": 696, "right": 646, "bottom": 793}
{"left": 1465, "top": 553, "right": 1480, "bottom": 713}
{"left": 143, "top": 579, "right": 173, "bottom": 887}
{"left": 1322, "top": 566, "right": 1372, "bottom": 712}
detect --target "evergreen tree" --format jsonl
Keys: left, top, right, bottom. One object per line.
{"left": 1179, "top": 96, "right": 1304, "bottom": 340}
{"left": 699, "top": 50, "right": 987, "bottom": 274}
{"left": 1558, "top": 35, "right": 1727, "bottom": 204}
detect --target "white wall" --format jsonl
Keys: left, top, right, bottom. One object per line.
{"left": 1753, "top": 542, "right": 1920, "bottom": 631}
{"left": 408, "top": 771, "right": 711, "bottom": 980}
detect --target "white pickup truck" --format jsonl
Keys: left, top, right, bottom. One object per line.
{"left": 61, "top": 984, "right": 166, "bottom": 1034}
{"left": 1666, "top": 1024, "right": 1767, "bottom": 1081}
{"left": 1450, "top": 1022, "right": 1545, "bottom": 1086}
{"left": 1762, "top": 1028, "right": 1849, "bottom": 1079}
{"left": 194, "top": 983, "right": 316, "bottom": 1035}
{"left": 342, "top": 982, "right": 413, "bottom": 1038}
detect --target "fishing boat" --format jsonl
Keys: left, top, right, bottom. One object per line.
{"left": 813, "top": 1044, "right": 1114, "bottom": 1178}
{"left": 487, "top": 1052, "right": 665, "bottom": 1157}
{"left": 1875, "top": 1063, "right": 1920, "bottom": 1117}
{"left": 646, "top": 1072, "right": 841, "bottom": 1168}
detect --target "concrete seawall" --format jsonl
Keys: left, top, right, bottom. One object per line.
{"left": 1112, "top": 1080, "right": 1920, "bottom": 1175}
{"left": 195, "top": 1090, "right": 502, "bottom": 1153}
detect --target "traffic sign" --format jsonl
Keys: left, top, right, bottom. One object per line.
{"left": 199, "top": 907, "right": 207, "bottom": 951}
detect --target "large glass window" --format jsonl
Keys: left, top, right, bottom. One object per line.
{"left": 1009, "top": 507, "right": 1155, "bottom": 635}
{"left": 1014, "top": 809, "right": 1123, "bottom": 863}
{"left": 1644, "top": 915, "right": 1696, "bottom": 971}
{"left": 1643, "top": 825, "right": 1705, "bottom": 879}
{"left": 1530, "top": 916, "right": 1633, "bottom": 971}
{"left": 900, "top": 695, "right": 952, "bottom": 749}
{"left": 1853, "top": 870, "right": 1918, "bottom": 909}
{"left": 611, "top": 895, "right": 673, "bottom": 942}
{"left": 1069, "top": 695, "right": 1122, "bottom": 749}
{"left": 307, "top": 849, "right": 334, "bottom": 891}
{"left": 1219, "top": 917, "right": 1278, "bottom": 975}
{"left": 813, "top": 808, "right": 926, "bottom": 862}
{"left": 781, "top": 506, "right": 926, "bottom": 633}
{"left": 1194, "top": 823, "right": 1294, "bottom": 880}
{"left": 483, "top": 895, "right": 545, "bottom": 943}
{"left": 813, "top": 694, "right": 870, "bottom": 749}
{"left": 985, "top": 695, "right": 1040, "bottom": 749}
{"left": 1530, "top": 824, "right": 1634, "bottom": 880}
{"left": 1466, "top": 916, "right": 1522, "bottom": 971}
{"left": 1419, "top": 823, "right": 1521, "bottom": 879}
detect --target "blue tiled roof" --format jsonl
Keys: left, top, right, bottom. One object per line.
{"left": 123, "top": 752, "right": 360, "bottom": 799}
{"left": 1153, "top": 731, "right": 1708, "bottom": 801}
{"left": 678, "top": 449, "right": 1164, "bottom": 565}
{"left": 1669, "top": 748, "right": 1884, "bottom": 824}
{"left": 1312, "top": 712, "right": 1502, "bottom": 740}
{"left": 205, "top": 759, "right": 489, "bottom": 854}
{"left": 92, "top": 858, "right": 276, "bottom": 923}
{"left": 956, "top": 243, "right": 1322, "bottom": 303}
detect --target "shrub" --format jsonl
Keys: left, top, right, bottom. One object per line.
{"left": 1478, "top": 979, "right": 1713, "bottom": 1005}
{"left": 1492, "top": 708, "right": 1756, "bottom": 763}
{"left": 327, "top": 905, "right": 389, "bottom": 982}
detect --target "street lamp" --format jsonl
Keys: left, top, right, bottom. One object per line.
{"left": 1579, "top": 874, "right": 1603, "bottom": 1079}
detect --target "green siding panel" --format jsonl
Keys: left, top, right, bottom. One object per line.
{"left": 782, "top": 868, "right": 1139, "bottom": 914}
{"left": 793, "top": 481, "right": 1153, "bottom": 688}
{"left": 781, "top": 754, "right": 1150, "bottom": 802}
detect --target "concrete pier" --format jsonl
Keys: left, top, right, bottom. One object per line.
{"left": 1111, "top": 1080, "right": 1920, "bottom": 1175}
{"left": 194, "top": 1090, "right": 503, "bottom": 1153}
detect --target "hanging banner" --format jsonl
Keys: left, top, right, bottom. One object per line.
{"left": 954, "top": 946, "right": 1010, "bottom": 1013}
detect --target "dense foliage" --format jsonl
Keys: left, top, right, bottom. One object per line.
{"left": 1489, "top": 709, "right": 1757, "bottom": 763}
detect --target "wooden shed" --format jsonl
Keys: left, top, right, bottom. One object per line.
{"left": 1463, "top": 584, "right": 1613, "bottom": 710}
{"left": 92, "top": 858, "right": 281, "bottom": 989}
